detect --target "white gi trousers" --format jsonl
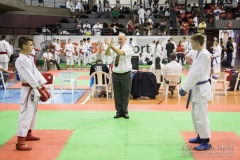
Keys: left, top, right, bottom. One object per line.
{"left": 54, "top": 51, "right": 61, "bottom": 64}
{"left": 231, "top": 51, "right": 236, "bottom": 67}
{"left": 66, "top": 51, "right": 74, "bottom": 65}
{"left": 17, "top": 87, "right": 38, "bottom": 137}
{"left": 78, "top": 53, "right": 84, "bottom": 66}
{"left": 191, "top": 99, "right": 211, "bottom": 139}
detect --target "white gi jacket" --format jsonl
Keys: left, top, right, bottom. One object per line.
{"left": 0, "top": 39, "right": 13, "bottom": 63}
{"left": 212, "top": 45, "right": 222, "bottom": 66}
{"left": 64, "top": 43, "right": 75, "bottom": 57}
{"left": 182, "top": 48, "right": 212, "bottom": 102}
{"left": 15, "top": 53, "right": 47, "bottom": 102}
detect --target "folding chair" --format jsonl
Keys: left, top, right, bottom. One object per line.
{"left": 234, "top": 73, "right": 240, "bottom": 91}
{"left": 90, "top": 71, "right": 110, "bottom": 99}
{"left": 0, "top": 71, "right": 6, "bottom": 90}
{"left": 59, "top": 72, "right": 78, "bottom": 94}
{"left": 211, "top": 72, "right": 228, "bottom": 96}
{"left": 163, "top": 75, "right": 182, "bottom": 99}
{"left": 151, "top": 69, "right": 164, "bottom": 91}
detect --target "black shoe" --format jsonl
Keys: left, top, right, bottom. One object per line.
{"left": 114, "top": 114, "right": 122, "bottom": 119}
{"left": 227, "top": 88, "right": 234, "bottom": 91}
{"left": 123, "top": 113, "right": 129, "bottom": 119}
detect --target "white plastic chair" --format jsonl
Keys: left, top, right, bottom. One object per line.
{"left": 163, "top": 75, "right": 182, "bottom": 99}
{"left": 90, "top": 71, "right": 110, "bottom": 99}
{"left": 151, "top": 69, "right": 164, "bottom": 90}
{"left": 59, "top": 72, "right": 78, "bottom": 94}
{"left": 42, "top": 73, "right": 55, "bottom": 99}
{"left": 234, "top": 73, "right": 240, "bottom": 91}
{"left": 0, "top": 71, "right": 6, "bottom": 90}
{"left": 211, "top": 72, "right": 228, "bottom": 96}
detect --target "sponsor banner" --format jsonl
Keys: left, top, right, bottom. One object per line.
{"left": 33, "top": 35, "right": 192, "bottom": 62}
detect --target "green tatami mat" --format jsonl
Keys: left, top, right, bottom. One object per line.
{"left": 0, "top": 111, "right": 239, "bottom": 160}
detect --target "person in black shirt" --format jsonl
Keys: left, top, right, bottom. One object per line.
{"left": 226, "top": 37, "right": 234, "bottom": 69}
{"left": 188, "top": 20, "right": 196, "bottom": 35}
{"left": 90, "top": 59, "right": 109, "bottom": 97}
{"left": 165, "top": 39, "right": 175, "bottom": 63}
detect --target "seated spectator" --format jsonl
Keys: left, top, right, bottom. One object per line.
{"left": 89, "top": 59, "right": 109, "bottom": 97}
{"left": 164, "top": 52, "right": 182, "bottom": 94}
{"left": 75, "top": 0, "right": 85, "bottom": 14}
{"left": 105, "top": 0, "right": 111, "bottom": 19}
{"left": 43, "top": 48, "right": 61, "bottom": 71}
{"left": 188, "top": 20, "right": 196, "bottom": 35}
{"left": 214, "top": 6, "right": 224, "bottom": 20}
{"left": 37, "top": 0, "right": 43, "bottom": 6}
{"left": 186, "top": 4, "right": 192, "bottom": 13}
{"left": 197, "top": 20, "right": 206, "bottom": 34}
{"left": 76, "top": 22, "right": 83, "bottom": 35}
{"left": 126, "top": 20, "right": 134, "bottom": 35}
{"left": 115, "top": 0, "right": 121, "bottom": 10}
{"left": 143, "top": 20, "right": 153, "bottom": 36}
{"left": 149, "top": 56, "right": 165, "bottom": 90}
{"left": 0, "top": 68, "right": 14, "bottom": 86}
{"left": 92, "top": 21, "right": 103, "bottom": 36}
{"left": 66, "top": 0, "right": 75, "bottom": 15}
{"left": 111, "top": 7, "right": 119, "bottom": 20}
{"left": 82, "top": 21, "right": 91, "bottom": 33}
{"left": 109, "top": 21, "right": 120, "bottom": 35}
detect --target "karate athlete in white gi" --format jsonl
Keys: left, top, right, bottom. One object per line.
{"left": 0, "top": 35, "right": 13, "bottom": 70}
{"left": 179, "top": 33, "right": 212, "bottom": 151}
{"left": 15, "top": 37, "right": 50, "bottom": 151}
{"left": 64, "top": 39, "right": 75, "bottom": 68}
{"left": 151, "top": 40, "right": 162, "bottom": 64}
{"left": 85, "top": 38, "right": 93, "bottom": 65}
{"left": 212, "top": 40, "right": 222, "bottom": 77}
{"left": 77, "top": 40, "right": 87, "bottom": 66}
{"left": 53, "top": 38, "right": 61, "bottom": 64}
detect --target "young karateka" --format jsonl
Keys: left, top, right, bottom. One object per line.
{"left": 85, "top": 38, "right": 93, "bottom": 65}
{"left": 64, "top": 39, "right": 75, "bottom": 68}
{"left": 212, "top": 40, "right": 222, "bottom": 77}
{"left": 15, "top": 36, "right": 50, "bottom": 151}
{"left": 77, "top": 40, "right": 87, "bottom": 66}
{"left": 53, "top": 38, "right": 61, "bottom": 64}
{"left": 0, "top": 35, "right": 13, "bottom": 70}
{"left": 179, "top": 33, "right": 212, "bottom": 151}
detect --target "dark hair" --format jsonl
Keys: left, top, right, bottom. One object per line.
{"left": 87, "top": 38, "right": 91, "bottom": 41}
{"left": 155, "top": 57, "right": 161, "bottom": 69}
{"left": 96, "top": 59, "right": 102, "bottom": 64}
{"left": 18, "top": 36, "right": 33, "bottom": 49}
{"left": 1, "top": 35, "right": 6, "bottom": 39}
{"left": 170, "top": 52, "right": 177, "bottom": 61}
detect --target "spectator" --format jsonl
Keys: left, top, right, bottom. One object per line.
{"left": 76, "top": 22, "right": 83, "bottom": 35}
{"left": 132, "top": 1, "right": 138, "bottom": 23}
{"left": 176, "top": 41, "right": 185, "bottom": 65}
{"left": 37, "top": 0, "right": 43, "bottom": 6}
{"left": 82, "top": 21, "right": 91, "bottom": 34}
{"left": 92, "top": 21, "right": 103, "bottom": 36}
{"left": 165, "top": 39, "right": 175, "bottom": 63}
{"left": 197, "top": 20, "right": 206, "bottom": 34}
{"left": 66, "top": 0, "right": 75, "bottom": 14}
{"left": 188, "top": 20, "right": 196, "bottom": 35}
{"left": 138, "top": 6, "right": 146, "bottom": 25}
{"left": 105, "top": 1, "right": 111, "bottom": 19}
{"left": 126, "top": 20, "right": 134, "bottom": 35}
{"left": 115, "top": 0, "right": 121, "bottom": 10}
{"left": 111, "top": 7, "right": 120, "bottom": 20}
{"left": 186, "top": 4, "right": 192, "bottom": 13}
{"left": 43, "top": 48, "right": 61, "bottom": 70}
{"left": 75, "top": 0, "right": 84, "bottom": 14}
{"left": 214, "top": 6, "right": 224, "bottom": 20}
{"left": 164, "top": 52, "right": 182, "bottom": 94}
{"left": 109, "top": 21, "right": 120, "bottom": 35}
{"left": 226, "top": 37, "right": 234, "bottom": 69}
{"left": 89, "top": 59, "right": 109, "bottom": 97}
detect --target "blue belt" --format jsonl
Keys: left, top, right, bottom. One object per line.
{"left": 213, "top": 56, "right": 219, "bottom": 64}
{"left": 186, "top": 80, "right": 209, "bottom": 109}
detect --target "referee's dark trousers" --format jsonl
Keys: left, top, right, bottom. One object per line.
{"left": 112, "top": 71, "right": 132, "bottom": 115}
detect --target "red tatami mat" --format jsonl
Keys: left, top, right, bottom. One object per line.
{"left": 0, "top": 104, "right": 240, "bottom": 112}
{"left": 181, "top": 131, "right": 240, "bottom": 160}
{"left": 0, "top": 130, "right": 73, "bottom": 160}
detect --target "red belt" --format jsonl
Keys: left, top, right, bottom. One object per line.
{"left": 0, "top": 52, "right": 7, "bottom": 54}
{"left": 22, "top": 83, "right": 32, "bottom": 88}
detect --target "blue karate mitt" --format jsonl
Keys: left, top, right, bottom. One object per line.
{"left": 179, "top": 88, "right": 186, "bottom": 96}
